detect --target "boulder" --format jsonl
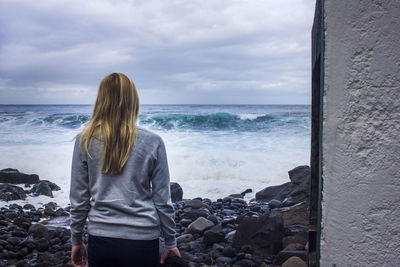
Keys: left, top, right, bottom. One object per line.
{"left": 203, "top": 224, "right": 225, "bottom": 246}
{"left": 0, "top": 184, "right": 26, "bottom": 201}
{"left": 288, "top": 165, "right": 310, "bottom": 185}
{"left": 271, "top": 201, "right": 309, "bottom": 227}
{"left": 282, "top": 256, "right": 308, "bottom": 267}
{"left": 30, "top": 181, "right": 56, "bottom": 197}
{"left": 255, "top": 165, "right": 311, "bottom": 205}
{"left": 274, "top": 251, "right": 308, "bottom": 266}
{"left": 0, "top": 168, "right": 39, "bottom": 184}
{"left": 170, "top": 182, "right": 183, "bottom": 202}
{"left": 185, "top": 217, "right": 214, "bottom": 234}
{"left": 232, "top": 214, "right": 284, "bottom": 256}
{"left": 255, "top": 182, "right": 293, "bottom": 202}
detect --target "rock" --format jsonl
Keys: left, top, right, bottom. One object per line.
{"left": 30, "top": 181, "right": 60, "bottom": 198}
{"left": 182, "top": 208, "right": 210, "bottom": 221}
{"left": 30, "top": 182, "right": 53, "bottom": 198}
{"left": 184, "top": 199, "right": 203, "bottom": 209}
{"left": 185, "top": 217, "right": 214, "bottom": 234}
{"left": 177, "top": 234, "right": 194, "bottom": 244}
{"left": 28, "top": 224, "right": 49, "bottom": 239}
{"left": 170, "top": 182, "right": 183, "bottom": 202}
{"left": 0, "top": 168, "right": 39, "bottom": 184}
{"left": 233, "top": 214, "right": 284, "bottom": 256}
{"left": 282, "top": 256, "right": 308, "bottom": 267}
{"left": 216, "top": 256, "right": 233, "bottom": 264}
{"left": 180, "top": 218, "right": 192, "bottom": 227}
{"left": 0, "top": 184, "right": 26, "bottom": 201}
{"left": 268, "top": 199, "right": 282, "bottom": 209}
{"left": 41, "top": 180, "right": 61, "bottom": 191}
{"left": 35, "top": 238, "right": 50, "bottom": 252}
{"left": 273, "top": 250, "right": 308, "bottom": 266}
{"left": 235, "top": 258, "right": 257, "bottom": 267}
{"left": 23, "top": 204, "right": 35, "bottom": 210}
{"left": 240, "top": 188, "right": 252, "bottom": 196}
{"left": 222, "top": 246, "right": 236, "bottom": 257}
{"left": 203, "top": 224, "right": 225, "bottom": 246}
{"left": 282, "top": 234, "right": 308, "bottom": 248}
{"left": 288, "top": 165, "right": 310, "bottom": 185}
{"left": 206, "top": 215, "right": 218, "bottom": 225}
{"left": 255, "top": 182, "right": 293, "bottom": 202}
{"left": 228, "top": 193, "right": 243, "bottom": 199}
{"left": 271, "top": 202, "right": 309, "bottom": 227}
{"left": 283, "top": 243, "right": 305, "bottom": 251}
{"left": 225, "top": 230, "right": 236, "bottom": 242}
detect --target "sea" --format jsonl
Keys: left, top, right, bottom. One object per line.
{"left": 0, "top": 104, "right": 310, "bottom": 207}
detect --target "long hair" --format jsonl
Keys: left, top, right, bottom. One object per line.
{"left": 78, "top": 73, "right": 139, "bottom": 174}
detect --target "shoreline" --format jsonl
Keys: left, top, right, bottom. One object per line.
{"left": 0, "top": 166, "right": 311, "bottom": 267}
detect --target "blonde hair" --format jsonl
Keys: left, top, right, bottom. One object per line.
{"left": 78, "top": 73, "right": 139, "bottom": 174}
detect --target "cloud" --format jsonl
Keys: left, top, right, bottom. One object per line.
{"left": 0, "top": 0, "right": 315, "bottom": 104}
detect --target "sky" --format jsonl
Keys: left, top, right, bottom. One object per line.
{"left": 0, "top": 0, "right": 316, "bottom": 104}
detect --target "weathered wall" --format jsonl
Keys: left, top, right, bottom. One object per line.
{"left": 320, "top": 0, "right": 400, "bottom": 265}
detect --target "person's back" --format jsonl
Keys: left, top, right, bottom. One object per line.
{"left": 69, "top": 73, "right": 180, "bottom": 267}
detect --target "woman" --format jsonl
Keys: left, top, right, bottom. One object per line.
{"left": 69, "top": 73, "right": 180, "bottom": 267}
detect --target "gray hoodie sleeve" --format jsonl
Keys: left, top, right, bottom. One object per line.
{"left": 151, "top": 139, "right": 177, "bottom": 248}
{"left": 69, "top": 136, "right": 90, "bottom": 245}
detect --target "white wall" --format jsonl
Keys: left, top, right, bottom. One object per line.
{"left": 320, "top": 0, "right": 400, "bottom": 266}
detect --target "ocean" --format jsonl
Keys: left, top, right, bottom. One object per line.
{"left": 0, "top": 104, "right": 310, "bottom": 207}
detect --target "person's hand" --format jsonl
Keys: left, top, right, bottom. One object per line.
{"left": 71, "top": 243, "right": 87, "bottom": 267}
{"left": 160, "top": 246, "right": 181, "bottom": 264}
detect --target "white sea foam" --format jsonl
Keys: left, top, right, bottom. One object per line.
{"left": 0, "top": 105, "right": 310, "bottom": 207}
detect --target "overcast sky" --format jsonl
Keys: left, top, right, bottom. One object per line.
{"left": 0, "top": 0, "right": 315, "bottom": 104}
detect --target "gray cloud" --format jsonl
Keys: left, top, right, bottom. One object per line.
{"left": 0, "top": 0, "right": 315, "bottom": 104}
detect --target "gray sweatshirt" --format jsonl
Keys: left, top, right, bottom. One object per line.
{"left": 69, "top": 127, "right": 177, "bottom": 248}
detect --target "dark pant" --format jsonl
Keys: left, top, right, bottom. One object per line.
{"left": 87, "top": 234, "right": 159, "bottom": 267}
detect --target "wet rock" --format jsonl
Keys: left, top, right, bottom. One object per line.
{"left": 30, "top": 181, "right": 60, "bottom": 198}
{"left": 185, "top": 217, "right": 214, "bottom": 234}
{"left": 203, "top": 224, "right": 225, "bottom": 246}
{"left": 0, "top": 184, "right": 26, "bottom": 201}
{"left": 233, "top": 215, "right": 284, "bottom": 256}
{"left": 255, "top": 182, "right": 293, "bottom": 202}
{"left": 170, "top": 182, "right": 183, "bottom": 202}
{"left": 0, "top": 168, "right": 39, "bottom": 184}
{"left": 268, "top": 199, "right": 282, "bottom": 209}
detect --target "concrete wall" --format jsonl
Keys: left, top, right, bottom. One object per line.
{"left": 320, "top": 0, "right": 400, "bottom": 266}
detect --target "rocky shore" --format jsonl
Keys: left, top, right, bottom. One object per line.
{"left": 0, "top": 166, "right": 311, "bottom": 267}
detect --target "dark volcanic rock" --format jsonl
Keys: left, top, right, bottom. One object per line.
{"left": 233, "top": 214, "right": 284, "bottom": 256}
{"left": 255, "top": 165, "right": 311, "bottom": 205}
{"left": 0, "top": 184, "right": 26, "bottom": 201}
{"left": 30, "top": 182, "right": 53, "bottom": 198}
{"left": 255, "top": 182, "right": 293, "bottom": 202}
{"left": 170, "top": 182, "right": 183, "bottom": 202}
{"left": 289, "top": 165, "right": 310, "bottom": 185}
{"left": 203, "top": 224, "right": 225, "bottom": 246}
{"left": 271, "top": 201, "right": 309, "bottom": 227}
{"left": 0, "top": 168, "right": 39, "bottom": 184}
